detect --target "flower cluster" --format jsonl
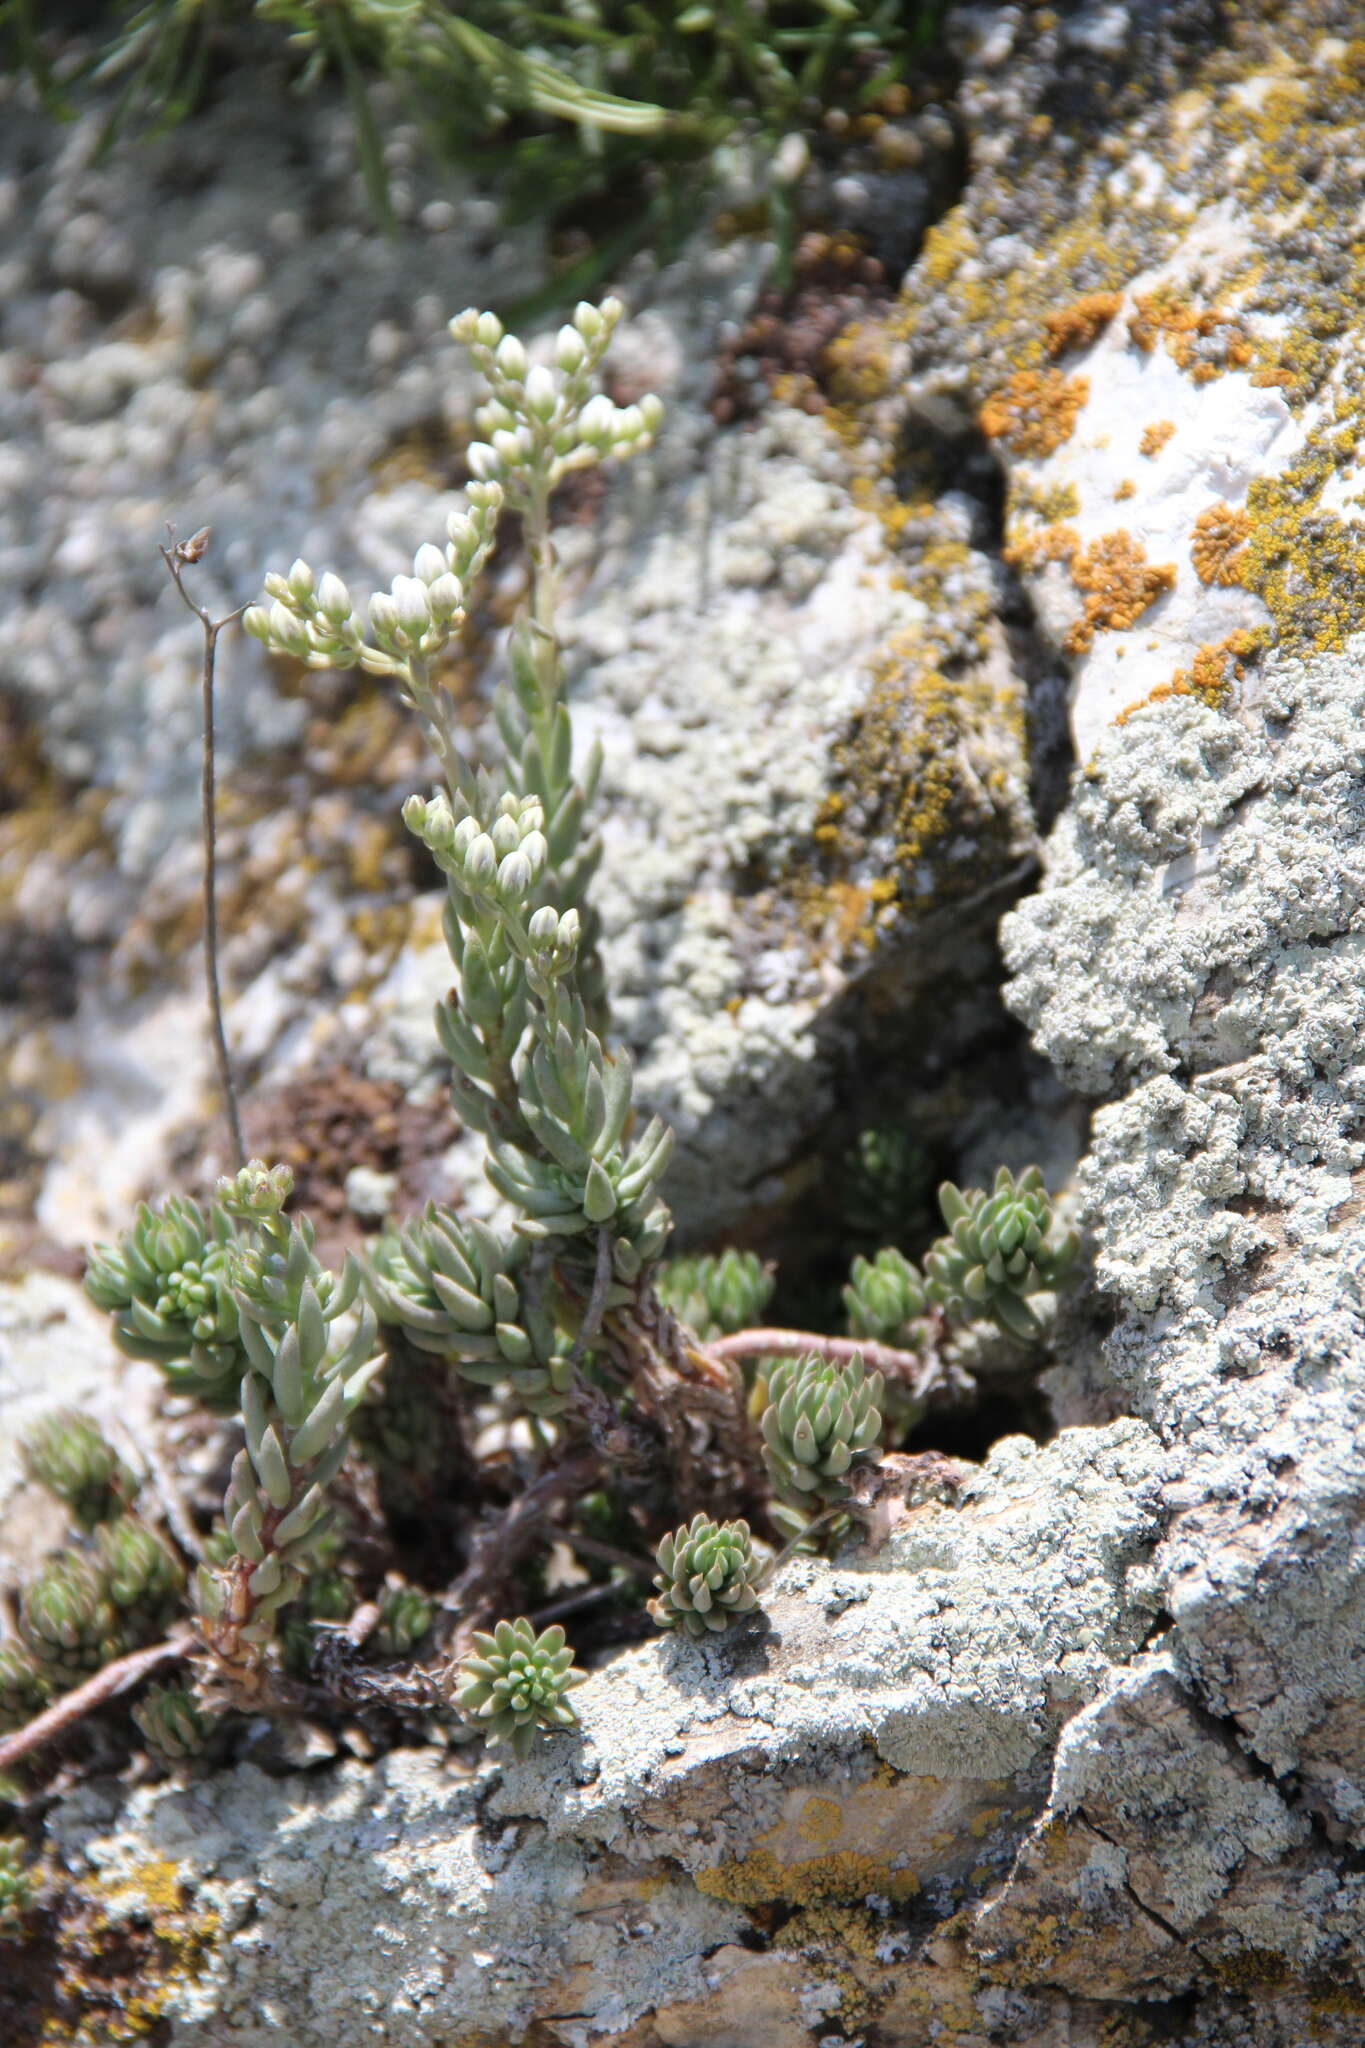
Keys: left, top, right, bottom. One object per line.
{"left": 453, "top": 300, "right": 661, "bottom": 502}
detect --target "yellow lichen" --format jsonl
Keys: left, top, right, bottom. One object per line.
{"left": 1003, "top": 521, "right": 1079, "bottom": 574}
{"left": 1113, "top": 478, "right": 1136, "bottom": 501}
{"left": 979, "top": 368, "right": 1089, "bottom": 457}
{"left": 16, "top": 1854, "right": 220, "bottom": 2047}
{"left": 695, "top": 1846, "right": 921, "bottom": 1908}
{"left": 796, "top": 1797, "right": 844, "bottom": 1847}
{"left": 1064, "top": 531, "right": 1177, "bottom": 654}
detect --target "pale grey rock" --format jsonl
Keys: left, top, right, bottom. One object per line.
{"left": 1, "top": 67, "right": 1031, "bottom": 1244}
{"left": 48, "top": 1419, "right": 1162, "bottom": 2046}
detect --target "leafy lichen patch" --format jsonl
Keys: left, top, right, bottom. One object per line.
{"left": 1191, "top": 503, "right": 1253, "bottom": 586}
{"left": 980, "top": 369, "right": 1090, "bottom": 458}
{"left": 1064, "top": 532, "right": 1177, "bottom": 656}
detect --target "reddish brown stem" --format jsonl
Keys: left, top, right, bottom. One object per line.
{"left": 0, "top": 1628, "right": 194, "bottom": 1772}
{"left": 705, "top": 1327, "right": 940, "bottom": 1393}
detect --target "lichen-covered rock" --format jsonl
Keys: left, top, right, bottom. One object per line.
{"left": 0, "top": 61, "right": 1033, "bottom": 1250}
{"left": 42, "top": 1419, "right": 1163, "bottom": 2046}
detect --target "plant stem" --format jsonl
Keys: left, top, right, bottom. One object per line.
{"left": 705, "top": 1327, "right": 943, "bottom": 1395}
{"left": 0, "top": 1628, "right": 193, "bottom": 1773}
{"left": 159, "top": 526, "right": 246, "bottom": 1172}
{"left": 442, "top": 1448, "right": 600, "bottom": 1659}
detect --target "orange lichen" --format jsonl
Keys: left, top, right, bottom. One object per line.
{"left": 1128, "top": 291, "right": 1253, "bottom": 383}
{"left": 1139, "top": 419, "right": 1177, "bottom": 458}
{"left": 1064, "top": 531, "right": 1177, "bottom": 654}
{"left": 1044, "top": 291, "right": 1123, "bottom": 358}
{"left": 1191, "top": 501, "right": 1252, "bottom": 585}
{"left": 1113, "top": 479, "right": 1136, "bottom": 501}
{"left": 1115, "top": 629, "right": 1262, "bottom": 723}
{"left": 979, "top": 369, "right": 1089, "bottom": 457}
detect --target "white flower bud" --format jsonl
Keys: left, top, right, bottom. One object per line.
{"left": 287, "top": 558, "right": 315, "bottom": 600}
{"left": 494, "top": 334, "right": 527, "bottom": 381}
{"left": 466, "top": 442, "right": 501, "bottom": 481}
{"left": 452, "top": 815, "right": 479, "bottom": 855}
{"left": 492, "top": 429, "right": 523, "bottom": 466}
{"left": 268, "top": 600, "right": 308, "bottom": 654}
{"left": 773, "top": 131, "right": 810, "bottom": 185}
{"left": 555, "top": 325, "right": 586, "bottom": 372}
{"left": 559, "top": 909, "right": 582, "bottom": 948}
{"left": 446, "top": 512, "right": 474, "bottom": 552}
{"left": 467, "top": 480, "right": 503, "bottom": 514}
{"left": 573, "top": 300, "right": 603, "bottom": 340}
{"left": 393, "top": 576, "right": 430, "bottom": 636}
{"left": 427, "top": 573, "right": 463, "bottom": 621}
{"left": 490, "top": 811, "right": 520, "bottom": 856}
{"left": 369, "top": 591, "right": 399, "bottom": 637}
{"left": 263, "top": 570, "right": 292, "bottom": 601}
{"left": 448, "top": 308, "right": 479, "bottom": 344}
{"left": 475, "top": 311, "right": 502, "bottom": 348}
{"left": 496, "top": 850, "right": 531, "bottom": 902}
{"left": 599, "top": 295, "right": 624, "bottom": 332}
{"left": 520, "top": 829, "right": 548, "bottom": 878}
{"left": 615, "top": 404, "right": 644, "bottom": 443}
{"left": 242, "top": 605, "right": 271, "bottom": 643}
{"left": 578, "top": 393, "right": 615, "bottom": 445}
{"left": 528, "top": 905, "right": 559, "bottom": 946}
{"left": 401, "top": 794, "right": 429, "bottom": 835}
{"left": 476, "top": 398, "right": 515, "bottom": 436}
{"left": 317, "top": 572, "right": 351, "bottom": 623}
{"left": 413, "top": 542, "right": 446, "bottom": 584}
{"left": 524, "top": 364, "right": 557, "bottom": 421}
{"left": 464, "top": 833, "right": 497, "bottom": 883}
{"left": 639, "top": 393, "right": 664, "bottom": 434}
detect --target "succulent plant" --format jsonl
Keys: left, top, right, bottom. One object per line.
{"left": 0, "top": 1641, "right": 51, "bottom": 1735}
{"left": 656, "top": 1250, "right": 774, "bottom": 1340}
{"left": 373, "top": 1586, "right": 434, "bottom": 1659}
{"left": 0, "top": 1835, "right": 34, "bottom": 1929}
{"left": 840, "top": 1126, "right": 933, "bottom": 1247}
{"left": 19, "top": 1553, "right": 124, "bottom": 1690}
{"left": 761, "top": 1353, "right": 884, "bottom": 1514}
{"left": 132, "top": 1682, "right": 210, "bottom": 1764}
{"left": 367, "top": 1205, "right": 570, "bottom": 1414}
{"left": 193, "top": 1162, "right": 384, "bottom": 1678}
{"left": 453, "top": 1617, "right": 587, "bottom": 1756}
{"left": 843, "top": 1246, "right": 930, "bottom": 1344}
{"left": 18, "top": 1409, "right": 136, "bottom": 1530}
{"left": 84, "top": 1194, "right": 248, "bottom": 1410}
{"left": 93, "top": 1518, "right": 186, "bottom": 1637}
{"left": 648, "top": 1514, "right": 761, "bottom": 1637}
{"left": 924, "top": 1166, "right": 1078, "bottom": 1343}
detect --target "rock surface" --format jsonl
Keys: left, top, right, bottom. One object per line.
{"left": 10, "top": 3, "right": 1365, "bottom": 2045}
{"left": 0, "top": 54, "right": 1032, "bottom": 1253}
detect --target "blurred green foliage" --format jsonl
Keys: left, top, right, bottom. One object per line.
{"left": 1, "top": 1, "right": 946, "bottom": 241}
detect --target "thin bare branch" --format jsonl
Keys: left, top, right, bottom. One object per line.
{"left": 0, "top": 1628, "right": 194, "bottom": 1773}
{"left": 159, "top": 524, "right": 247, "bottom": 1171}
{"left": 561, "top": 1528, "right": 655, "bottom": 1579}
{"left": 703, "top": 1326, "right": 944, "bottom": 1395}
{"left": 441, "top": 1448, "right": 599, "bottom": 1660}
